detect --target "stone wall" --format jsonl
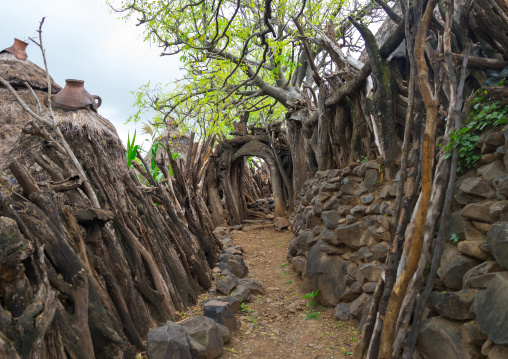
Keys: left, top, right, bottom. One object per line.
{"left": 287, "top": 160, "right": 397, "bottom": 327}
{"left": 288, "top": 125, "right": 508, "bottom": 358}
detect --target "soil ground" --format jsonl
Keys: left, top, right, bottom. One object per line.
{"left": 185, "top": 224, "right": 360, "bottom": 359}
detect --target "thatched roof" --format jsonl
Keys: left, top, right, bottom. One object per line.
{"left": 0, "top": 52, "right": 60, "bottom": 93}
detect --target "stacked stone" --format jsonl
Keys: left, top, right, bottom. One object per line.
{"left": 415, "top": 126, "right": 508, "bottom": 359}
{"left": 287, "top": 160, "right": 397, "bottom": 328}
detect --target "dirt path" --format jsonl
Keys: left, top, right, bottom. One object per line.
{"left": 189, "top": 224, "right": 360, "bottom": 359}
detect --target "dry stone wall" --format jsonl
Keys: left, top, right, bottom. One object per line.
{"left": 287, "top": 160, "right": 397, "bottom": 327}
{"left": 288, "top": 125, "right": 508, "bottom": 358}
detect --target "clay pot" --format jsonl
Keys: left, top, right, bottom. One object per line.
{"left": 51, "top": 79, "right": 102, "bottom": 111}
{"left": 2, "top": 38, "right": 28, "bottom": 60}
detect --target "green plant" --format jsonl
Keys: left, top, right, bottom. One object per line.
{"left": 445, "top": 90, "right": 508, "bottom": 172}
{"left": 449, "top": 233, "right": 462, "bottom": 245}
{"left": 240, "top": 303, "right": 257, "bottom": 327}
{"left": 303, "top": 290, "right": 319, "bottom": 307}
{"left": 126, "top": 130, "right": 140, "bottom": 169}
{"left": 306, "top": 312, "right": 320, "bottom": 320}
{"left": 360, "top": 155, "right": 369, "bottom": 163}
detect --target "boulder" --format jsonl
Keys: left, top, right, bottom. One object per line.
{"left": 478, "top": 131, "right": 505, "bottom": 154}
{"left": 429, "top": 289, "right": 477, "bottom": 320}
{"left": 462, "top": 260, "right": 503, "bottom": 289}
{"left": 364, "top": 170, "right": 378, "bottom": 193}
{"left": 180, "top": 317, "right": 223, "bottom": 359}
{"left": 304, "top": 210, "right": 322, "bottom": 229}
{"left": 462, "top": 202, "right": 497, "bottom": 223}
{"left": 359, "top": 262, "right": 382, "bottom": 282}
{"left": 495, "top": 175, "right": 508, "bottom": 199}
{"left": 475, "top": 272, "right": 508, "bottom": 345}
{"left": 362, "top": 282, "right": 377, "bottom": 293}
{"left": 341, "top": 180, "right": 357, "bottom": 195}
{"left": 481, "top": 340, "right": 508, "bottom": 359}
{"left": 217, "top": 324, "right": 231, "bottom": 344}
{"left": 230, "top": 285, "right": 251, "bottom": 302}
{"left": 487, "top": 221, "right": 508, "bottom": 269}
{"left": 237, "top": 278, "right": 265, "bottom": 295}
{"left": 200, "top": 297, "right": 241, "bottom": 314}
{"left": 350, "top": 205, "right": 367, "bottom": 217}
{"left": 416, "top": 317, "right": 483, "bottom": 359}
{"left": 490, "top": 200, "right": 508, "bottom": 221}
{"left": 334, "top": 303, "right": 352, "bottom": 321}
{"left": 304, "top": 240, "right": 347, "bottom": 306}
{"left": 336, "top": 223, "right": 376, "bottom": 250}
{"left": 458, "top": 240, "right": 491, "bottom": 260}
{"left": 350, "top": 293, "right": 370, "bottom": 319}
{"left": 291, "top": 256, "right": 306, "bottom": 275}
{"left": 478, "top": 160, "right": 507, "bottom": 184}
{"left": 461, "top": 322, "right": 487, "bottom": 346}
{"left": 203, "top": 300, "right": 237, "bottom": 332}
{"left": 460, "top": 177, "right": 496, "bottom": 198}
{"left": 147, "top": 321, "right": 192, "bottom": 359}
{"left": 216, "top": 276, "right": 236, "bottom": 295}
{"left": 437, "top": 243, "right": 481, "bottom": 290}
{"left": 340, "top": 282, "right": 363, "bottom": 301}
{"left": 360, "top": 194, "right": 374, "bottom": 205}
{"left": 321, "top": 210, "right": 339, "bottom": 229}
{"left": 298, "top": 230, "right": 318, "bottom": 251}
{"left": 274, "top": 217, "right": 290, "bottom": 231}
{"left": 318, "top": 230, "right": 340, "bottom": 246}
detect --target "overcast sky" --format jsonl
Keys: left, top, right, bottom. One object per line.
{"left": 1, "top": 0, "right": 181, "bottom": 145}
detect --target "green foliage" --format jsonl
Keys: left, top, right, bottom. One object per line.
{"left": 306, "top": 312, "right": 320, "bottom": 320}
{"left": 303, "top": 290, "right": 319, "bottom": 309}
{"left": 126, "top": 130, "right": 140, "bottom": 169}
{"left": 449, "top": 233, "right": 462, "bottom": 245}
{"left": 445, "top": 90, "right": 508, "bottom": 172}
{"left": 111, "top": 0, "right": 379, "bottom": 136}
{"left": 240, "top": 302, "right": 257, "bottom": 327}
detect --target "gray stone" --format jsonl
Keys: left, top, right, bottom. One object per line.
{"left": 359, "top": 262, "right": 382, "bottom": 282}
{"left": 180, "top": 317, "right": 223, "bottom": 359}
{"left": 237, "top": 278, "right": 265, "bottom": 295}
{"left": 462, "top": 260, "right": 503, "bottom": 289}
{"left": 462, "top": 202, "right": 497, "bottom": 223}
{"left": 188, "top": 336, "right": 207, "bottom": 359}
{"left": 318, "top": 230, "right": 340, "bottom": 246}
{"left": 225, "top": 258, "right": 246, "bottom": 278}
{"left": 304, "top": 240, "right": 347, "bottom": 306}
{"left": 304, "top": 210, "right": 322, "bottom": 229}
{"left": 200, "top": 297, "right": 241, "bottom": 314}
{"left": 321, "top": 182, "right": 342, "bottom": 192}
{"left": 298, "top": 230, "right": 318, "bottom": 251}
{"left": 323, "top": 195, "right": 341, "bottom": 211}
{"left": 203, "top": 300, "right": 237, "bottom": 332}
{"left": 350, "top": 205, "right": 367, "bottom": 217}
{"left": 367, "top": 202, "right": 380, "bottom": 214}
{"left": 274, "top": 217, "right": 290, "bottom": 231}
{"left": 475, "top": 272, "right": 508, "bottom": 345}
{"left": 355, "top": 183, "right": 368, "bottom": 196}
{"left": 496, "top": 175, "right": 508, "bottom": 199}
{"left": 458, "top": 240, "right": 491, "bottom": 260}
{"left": 217, "top": 324, "right": 231, "bottom": 344}
{"left": 481, "top": 339, "right": 508, "bottom": 359}
{"left": 437, "top": 243, "right": 481, "bottom": 290}
{"left": 336, "top": 223, "right": 376, "bottom": 250}
{"left": 479, "top": 160, "right": 506, "bottom": 185}
{"left": 416, "top": 317, "right": 483, "bottom": 359}
{"left": 350, "top": 293, "right": 370, "bottom": 319}
{"left": 147, "top": 321, "right": 192, "bottom": 359}
{"left": 216, "top": 276, "right": 236, "bottom": 295}
{"left": 490, "top": 201, "right": 508, "bottom": 221}
{"left": 461, "top": 322, "right": 487, "bottom": 346}
{"left": 444, "top": 211, "right": 467, "bottom": 241}
{"left": 379, "top": 185, "right": 391, "bottom": 199}
{"left": 429, "top": 289, "right": 477, "bottom": 320}
{"left": 360, "top": 194, "right": 374, "bottom": 204}
{"left": 288, "top": 237, "right": 301, "bottom": 257}
{"left": 231, "top": 285, "right": 251, "bottom": 302}
{"left": 370, "top": 242, "right": 389, "bottom": 261}
{"left": 321, "top": 210, "right": 339, "bottom": 229}
{"left": 341, "top": 181, "right": 357, "bottom": 195}
{"left": 340, "top": 282, "right": 363, "bottom": 301}
{"left": 487, "top": 221, "right": 508, "bottom": 269}
{"left": 362, "top": 282, "right": 377, "bottom": 293}
{"left": 291, "top": 256, "right": 306, "bottom": 276}
{"left": 364, "top": 170, "right": 378, "bottom": 193}
{"left": 481, "top": 131, "right": 505, "bottom": 153}
{"left": 334, "top": 303, "right": 352, "bottom": 321}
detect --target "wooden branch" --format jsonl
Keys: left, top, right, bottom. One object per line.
{"left": 40, "top": 175, "right": 83, "bottom": 192}
{"left": 293, "top": 17, "right": 322, "bottom": 85}
{"left": 9, "top": 161, "right": 40, "bottom": 196}
{"left": 61, "top": 205, "right": 115, "bottom": 224}
{"left": 435, "top": 53, "right": 508, "bottom": 69}
{"left": 374, "top": 0, "right": 401, "bottom": 23}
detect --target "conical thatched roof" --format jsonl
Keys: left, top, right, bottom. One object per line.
{"left": 0, "top": 52, "right": 60, "bottom": 93}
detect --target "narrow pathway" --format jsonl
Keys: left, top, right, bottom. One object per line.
{"left": 202, "top": 224, "right": 360, "bottom": 358}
